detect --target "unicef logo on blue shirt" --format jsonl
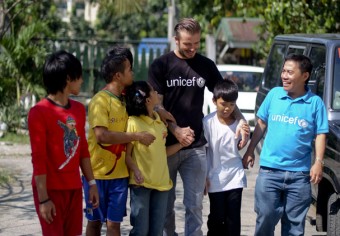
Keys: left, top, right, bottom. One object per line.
{"left": 298, "top": 119, "right": 309, "bottom": 128}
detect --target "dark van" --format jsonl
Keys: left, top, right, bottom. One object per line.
{"left": 255, "top": 34, "right": 340, "bottom": 235}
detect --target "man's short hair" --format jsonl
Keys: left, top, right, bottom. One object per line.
{"left": 174, "top": 18, "right": 201, "bottom": 37}
{"left": 285, "top": 54, "right": 313, "bottom": 84}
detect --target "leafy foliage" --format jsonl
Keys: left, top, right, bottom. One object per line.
{"left": 95, "top": 0, "right": 167, "bottom": 40}
{"left": 0, "top": 0, "right": 65, "bottom": 132}
{"left": 233, "top": 0, "right": 340, "bottom": 57}
{"left": 0, "top": 22, "right": 49, "bottom": 104}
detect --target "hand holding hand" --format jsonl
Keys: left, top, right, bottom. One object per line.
{"left": 174, "top": 126, "right": 195, "bottom": 146}
{"left": 242, "top": 151, "right": 255, "bottom": 169}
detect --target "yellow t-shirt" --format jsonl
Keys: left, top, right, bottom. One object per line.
{"left": 127, "top": 112, "right": 173, "bottom": 191}
{"left": 88, "top": 90, "right": 129, "bottom": 179}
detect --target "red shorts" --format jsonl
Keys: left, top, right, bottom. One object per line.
{"left": 33, "top": 187, "right": 83, "bottom": 236}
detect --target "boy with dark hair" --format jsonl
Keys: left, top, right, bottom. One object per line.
{"left": 203, "top": 79, "right": 247, "bottom": 236}
{"left": 28, "top": 50, "right": 99, "bottom": 236}
{"left": 83, "top": 46, "right": 155, "bottom": 236}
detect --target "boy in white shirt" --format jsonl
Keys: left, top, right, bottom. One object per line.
{"left": 203, "top": 79, "right": 247, "bottom": 236}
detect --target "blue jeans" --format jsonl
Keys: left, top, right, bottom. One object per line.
{"left": 163, "top": 146, "right": 207, "bottom": 236}
{"left": 254, "top": 167, "right": 311, "bottom": 236}
{"left": 129, "top": 186, "right": 169, "bottom": 236}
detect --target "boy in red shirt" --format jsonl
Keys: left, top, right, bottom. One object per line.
{"left": 28, "top": 50, "right": 99, "bottom": 236}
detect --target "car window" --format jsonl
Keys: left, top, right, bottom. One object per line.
{"left": 263, "top": 44, "right": 286, "bottom": 89}
{"left": 223, "top": 71, "right": 262, "bottom": 92}
{"left": 332, "top": 47, "right": 340, "bottom": 110}
{"left": 308, "top": 46, "right": 326, "bottom": 97}
{"left": 287, "top": 46, "right": 305, "bottom": 55}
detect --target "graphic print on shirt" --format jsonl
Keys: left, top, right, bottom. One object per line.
{"left": 166, "top": 76, "right": 206, "bottom": 88}
{"left": 58, "top": 116, "right": 80, "bottom": 169}
{"left": 270, "top": 114, "right": 309, "bottom": 128}
{"left": 98, "top": 143, "right": 126, "bottom": 176}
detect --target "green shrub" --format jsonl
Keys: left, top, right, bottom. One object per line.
{"left": 0, "top": 132, "right": 30, "bottom": 144}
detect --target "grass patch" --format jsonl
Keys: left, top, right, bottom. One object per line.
{"left": 0, "top": 132, "right": 30, "bottom": 144}
{"left": 0, "top": 169, "right": 12, "bottom": 185}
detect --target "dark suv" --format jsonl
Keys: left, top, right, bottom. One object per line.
{"left": 255, "top": 34, "right": 340, "bottom": 235}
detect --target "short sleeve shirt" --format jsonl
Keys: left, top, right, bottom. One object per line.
{"left": 87, "top": 90, "right": 129, "bottom": 179}
{"left": 257, "top": 87, "right": 329, "bottom": 171}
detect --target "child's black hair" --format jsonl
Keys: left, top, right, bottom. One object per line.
{"left": 125, "top": 81, "right": 151, "bottom": 116}
{"left": 101, "top": 46, "right": 133, "bottom": 84}
{"left": 213, "top": 79, "right": 238, "bottom": 102}
{"left": 43, "top": 50, "right": 82, "bottom": 95}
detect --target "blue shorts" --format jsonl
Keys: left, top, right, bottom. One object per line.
{"left": 82, "top": 177, "right": 128, "bottom": 223}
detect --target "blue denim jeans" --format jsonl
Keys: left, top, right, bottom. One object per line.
{"left": 254, "top": 167, "right": 311, "bottom": 236}
{"left": 129, "top": 186, "right": 169, "bottom": 236}
{"left": 163, "top": 146, "right": 207, "bottom": 236}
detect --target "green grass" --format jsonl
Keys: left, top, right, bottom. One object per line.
{"left": 0, "top": 132, "right": 30, "bottom": 144}
{"left": 0, "top": 169, "right": 12, "bottom": 185}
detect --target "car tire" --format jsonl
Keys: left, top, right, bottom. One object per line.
{"left": 327, "top": 192, "right": 340, "bottom": 235}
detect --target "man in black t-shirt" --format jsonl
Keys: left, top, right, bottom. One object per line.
{"left": 148, "top": 18, "right": 249, "bottom": 236}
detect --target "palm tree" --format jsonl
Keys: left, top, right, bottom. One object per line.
{"left": 0, "top": 21, "right": 48, "bottom": 106}
{"left": 93, "top": 0, "right": 146, "bottom": 15}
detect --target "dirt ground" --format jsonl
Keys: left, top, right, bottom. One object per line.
{"left": 0, "top": 142, "right": 326, "bottom": 236}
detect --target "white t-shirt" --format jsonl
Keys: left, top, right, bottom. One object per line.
{"left": 203, "top": 111, "right": 247, "bottom": 193}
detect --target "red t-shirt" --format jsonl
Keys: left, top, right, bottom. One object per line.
{"left": 28, "top": 98, "right": 90, "bottom": 190}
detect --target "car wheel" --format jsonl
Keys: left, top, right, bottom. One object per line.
{"left": 327, "top": 192, "right": 340, "bottom": 235}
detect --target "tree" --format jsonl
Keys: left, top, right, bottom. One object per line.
{"left": 96, "top": 0, "right": 146, "bottom": 15}
{"left": 0, "top": 0, "right": 63, "bottom": 131}
{"left": 0, "top": 22, "right": 48, "bottom": 106}
{"left": 176, "top": 0, "right": 340, "bottom": 58}
{"left": 233, "top": 0, "right": 340, "bottom": 57}
{"left": 94, "top": 0, "right": 167, "bottom": 40}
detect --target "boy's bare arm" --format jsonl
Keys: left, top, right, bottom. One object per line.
{"left": 232, "top": 105, "right": 250, "bottom": 147}
{"left": 34, "top": 175, "right": 56, "bottom": 224}
{"left": 80, "top": 158, "right": 99, "bottom": 209}
{"left": 242, "top": 118, "right": 267, "bottom": 169}
{"left": 93, "top": 126, "right": 155, "bottom": 146}
{"left": 125, "top": 143, "right": 143, "bottom": 184}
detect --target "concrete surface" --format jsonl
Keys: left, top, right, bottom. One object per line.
{"left": 0, "top": 142, "right": 327, "bottom": 235}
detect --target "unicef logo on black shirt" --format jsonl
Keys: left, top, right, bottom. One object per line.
{"left": 197, "top": 77, "right": 205, "bottom": 88}
{"left": 167, "top": 76, "right": 206, "bottom": 87}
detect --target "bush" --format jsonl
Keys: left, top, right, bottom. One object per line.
{"left": 0, "top": 132, "right": 30, "bottom": 144}
{"left": 0, "top": 105, "right": 24, "bottom": 133}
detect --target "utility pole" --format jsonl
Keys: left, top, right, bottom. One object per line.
{"left": 167, "top": 0, "right": 176, "bottom": 50}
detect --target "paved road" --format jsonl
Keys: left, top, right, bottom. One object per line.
{"left": 0, "top": 142, "right": 327, "bottom": 235}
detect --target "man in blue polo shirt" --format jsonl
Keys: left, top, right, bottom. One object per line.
{"left": 243, "top": 54, "right": 328, "bottom": 236}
